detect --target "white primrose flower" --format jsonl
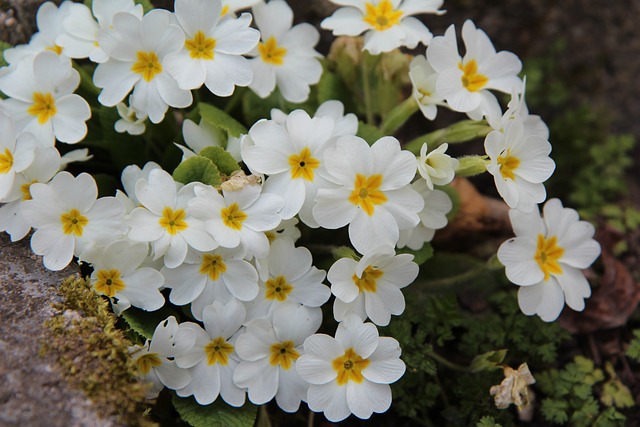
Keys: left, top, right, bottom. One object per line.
{"left": 0, "top": 113, "right": 36, "bottom": 200}
{"left": 313, "top": 135, "right": 424, "bottom": 254}
{"left": 164, "top": 0, "right": 260, "bottom": 96}
{"left": 179, "top": 118, "right": 242, "bottom": 163}
{"left": 162, "top": 246, "right": 259, "bottom": 308}
{"left": 220, "top": 0, "right": 261, "bottom": 18}
{"left": 417, "top": 142, "right": 459, "bottom": 190}
{"left": 21, "top": 172, "right": 127, "bottom": 271}
{"left": 130, "top": 316, "right": 197, "bottom": 398}
{"left": 188, "top": 182, "right": 284, "bottom": 259}
{"left": 296, "top": 314, "right": 406, "bottom": 422}
{"left": 497, "top": 198, "right": 601, "bottom": 322}
{"left": 270, "top": 100, "right": 358, "bottom": 142}
{"left": 0, "top": 51, "right": 91, "bottom": 145}
{"left": 490, "top": 78, "right": 549, "bottom": 139}
{"left": 248, "top": 0, "right": 323, "bottom": 103}
{"left": 242, "top": 109, "right": 337, "bottom": 226}
{"left": 175, "top": 300, "right": 247, "bottom": 406}
{"left": 234, "top": 303, "right": 322, "bottom": 412}
{"left": 397, "top": 180, "right": 452, "bottom": 250}
{"left": 3, "top": 1, "right": 72, "bottom": 64}
{"left": 485, "top": 116, "right": 555, "bottom": 212}
{"left": 94, "top": 9, "right": 192, "bottom": 123}
{"left": 409, "top": 54, "right": 446, "bottom": 120}
{"left": 328, "top": 245, "right": 418, "bottom": 326}
{"left": 0, "top": 144, "right": 61, "bottom": 242}
{"left": 83, "top": 240, "right": 165, "bottom": 316}
{"left": 120, "top": 161, "right": 163, "bottom": 206}
{"left": 56, "top": 0, "right": 144, "bottom": 63}
{"left": 322, "top": 0, "right": 444, "bottom": 55}
{"left": 115, "top": 98, "right": 147, "bottom": 135}
{"left": 426, "top": 19, "right": 522, "bottom": 114}
{"left": 246, "top": 238, "right": 330, "bottom": 320}
{"left": 127, "top": 168, "right": 218, "bottom": 269}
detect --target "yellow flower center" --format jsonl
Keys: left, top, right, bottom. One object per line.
{"left": 27, "top": 92, "right": 57, "bottom": 124}
{"left": 21, "top": 180, "right": 37, "bottom": 201}
{"left": 94, "top": 269, "right": 126, "bottom": 297}
{"left": 136, "top": 353, "right": 162, "bottom": 374}
{"left": 332, "top": 347, "right": 370, "bottom": 386}
{"left": 258, "top": 36, "right": 287, "bottom": 65}
{"left": 459, "top": 59, "right": 488, "bottom": 92}
{"left": 0, "top": 148, "right": 14, "bottom": 174}
{"left": 131, "top": 51, "right": 163, "bottom": 82}
{"left": 269, "top": 340, "right": 300, "bottom": 370}
{"left": 352, "top": 265, "right": 383, "bottom": 293}
{"left": 265, "top": 275, "right": 293, "bottom": 302}
{"left": 497, "top": 149, "right": 520, "bottom": 181}
{"left": 363, "top": 0, "right": 403, "bottom": 31}
{"left": 348, "top": 174, "right": 387, "bottom": 216}
{"left": 288, "top": 147, "right": 320, "bottom": 181}
{"left": 221, "top": 203, "right": 247, "bottom": 230}
{"left": 220, "top": 4, "right": 230, "bottom": 16}
{"left": 535, "top": 234, "right": 564, "bottom": 281}
{"left": 159, "top": 207, "right": 188, "bottom": 235}
{"left": 199, "top": 253, "right": 227, "bottom": 281}
{"left": 46, "top": 44, "right": 63, "bottom": 55}
{"left": 60, "top": 208, "right": 89, "bottom": 236}
{"left": 185, "top": 31, "right": 216, "bottom": 60}
{"left": 204, "top": 336, "right": 235, "bottom": 366}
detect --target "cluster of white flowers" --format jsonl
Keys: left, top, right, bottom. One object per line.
{"left": 0, "top": 0, "right": 602, "bottom": 422}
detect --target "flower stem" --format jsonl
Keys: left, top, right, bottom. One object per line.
{"left": 379, "top": 96, "right": 419, "bottom": 135}
{"left": 404, "top": 120, "right": 492, "bottom": 155}
{"left": 427, "top": 350, "right": 469, "bottom": 372}
{"left": 361, "top": 52, "right": 375, "bottom": 125}
{"left": 307, "top": 410, "right": 315, "bottom": 427}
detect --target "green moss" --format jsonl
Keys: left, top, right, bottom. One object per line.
{"left": 41, "top": 275, "right": 157, "bottom": 427}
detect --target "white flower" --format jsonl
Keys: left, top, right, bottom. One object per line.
{"left": 427, "top": 20, "right": 522, "bottom": 114}
{"left": 246, "top": 238, "right": 330, "bottom": 320}
{"left": 0, "top": 144, "right": 61, "bottom": 242}
{"left": 21, "top": 172, "right": 127, "bottom": 271}
{"left": 164, "top": 0, "right": 260, "bottom": 96}
{"left": 397, "top": 180, "right": 452, "bottom": 250}
{"left": 296, "top": 314, "right": 405, "bottom": 422}
{"left": 57, "top": 0, "right": 144, "bottom": 63}
{"left": 417, "top": 142, "right": 459, "bottom": 190}
{"left": 321, "top": 0, "right": 444, "bottom": 55}
{"left": 130, "top": 316, "right": 196, "bottom": 398}
{"left": 0, "top": 51, "right": 91, "bottom": 145}
{"left": 162, "top": 246, "right": 259, "bottom": 307}
{"left": 94, "top": 9, "right": 192, "bottom": 123}
{"left": 83, "top": 240, "right": 165, "bottom": 315}
{"left": 485, "top": 116, "right": 555, "bottom": 212}
{"left": 328, "top": 246, "right": 418, "bottom": 326}
{"left": 313, "top": 135, "right": 423, "bottom": 254}
{"left": 497, "top": 198, "right": 601, "bottom": 322}
{"left": 188, "top": 182, "right": 284, "bottom": 259}
{"left": 220, "top": 0, "right": 260, "bottom": 18}
{"left": 234, "top": 303, "right": 322, "bottom": 412}
{"left": 490, "top": 78, "right": 549, "bottom": 139}
{"left": 3, "top": 1, "right": 72, "bottom": 64}
{"left": 127, "top": 168, "right": 218, "bottom": 268}
{"left": 0, "top": 113, "right": 36, "bottom": 200}
{"left": 242, "top": 109, "right": 336, "bottom": 226}
{"left": 115, "top": 98, "right": 147, "bottom": 135}
{"left": 248, "top": 0, "right": 322, "bottom": 103}
{"left": 270, "top": 100, "right": 358, "bottom": 142}
{"left": 120, "top": 161, "right": 163, "bottom": 206}
{"left": 175, "top": 300, "right": 247, "bottom": 406}
{"left": 178, "top": 118, "right": 242, "bottom": 163}
{"left": 409, "top": 54, "right": 446, "bottom": 120}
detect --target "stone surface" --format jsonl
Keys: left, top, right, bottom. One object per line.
{"left": 0, "top": 233, "right": 119, "bottom": 427}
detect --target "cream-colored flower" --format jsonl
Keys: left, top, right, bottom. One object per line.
{"left": 490, "top": 363, "right": 535, "bottom": 409}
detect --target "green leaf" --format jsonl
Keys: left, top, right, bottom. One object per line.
{"left": 121, "top": 306, "right": 178, "bottom": 340}
{"left": 173, "top": 155, "right": 222, "bottom": 186}
{"left": 172, "top": 394, "right": 257, "bottom": 427}
{"left": 541, "top": 399, "right": 569, "bottom": 424}
{"left": 396, "top": 243, "right": 434, "bottom": 266}
{"left": 317, "top": 70, "right": 348, "bottom": 105}
{"left": 477, "top": 416, "right": 503, "bottom": 427}
{"left": 199, "top": 146, "right": 241, "bottom": 176}
{"left": 469, "top": 349, "right": 507, "bottom": 373}
{"left": 356, "top": 121, "right": 384, "bottom": 145}
{"left": 0, "top": 40, "right": 11, "bottom": 68}
{"left": 625, "top": 329, "right": 640, "bottom": 361}
{"left": 199, "top": 102, "right": 248, "bottom": 138}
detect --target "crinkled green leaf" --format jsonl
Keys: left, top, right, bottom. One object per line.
{"left": 121, "top": 306, "right": 177, "bottom": 340}
{"left": 396, "top": 243, "right": 434, "bottom": 266}
{"left": 199, "top": 102, "right": 248, "bottom": 138}
{"left": 356, "top": 121, "right": 384, "bottom": 145}
{"left": 625, "top": 329, "right": 640, "bottom": 361}
{"left": 541, "top": 399, "right": 569, "bottom": 424}
{"left": 172, "top": 394, "right": 257, "bottom": 427}
{"left": 199, "top": 146, "right": 240, "bottom": 176}
{"left": 173, "top": 155, "right": 221, "bottom": 186}
{"left": 469, "top": 349, "right": 507, "bottom": 373}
